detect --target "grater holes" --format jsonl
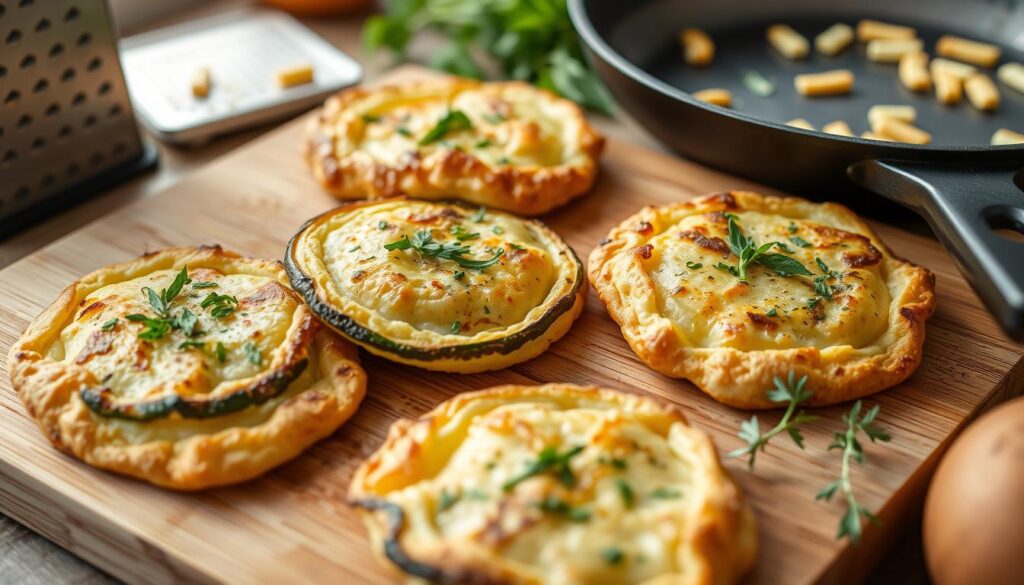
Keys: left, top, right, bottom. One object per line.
{"left": 14, "top": 186, "right": 30, "bottom": 202}
{"left": 32, "top": 78, "right": 47, "bottom": 93}
{"left": 76, "top": 32, "right": 90, "bottom": 47}
{"left": 71, "top": 91, "right": 85, "bottom": 106}
{"left": 4, "top": 89, "right": 19, "bottom": 105}
{"left": 60, "top": 67, "right": 74, "bottom": 82}
{"left": 64, "top": 6, "right": 79, "bottom": 21}
{"left": 45, "top": 102, "right": 59, "bottom": 116}
{"left": 5, "top": 28, "right": 20, "bottom": 43}
{"left": 2, "top": 150, "right": 15, "bottom": 166}
{"left": 97, "top": 81, "right": 111, "bottom": 96}
{"left": 66, "top": 162, "right": 79, "bottom": 176}
{"left": 83, "top": 113, "right": 97, "bottom": 128}
{"left": 57, "top": 125, "right": 71, "bottom": 140}
{"left": 108, "top": 104, "right": 122, "bottom": 117}
{"left": 20, "top": 53, "right": 34, "bottom": 68}
{"left": 30, "top": 137, "right": 44, "bottom": 151}
{"left": 34, "top": 17, "right": 49, "bottom": 32}
{"left": 16, "top": 113, "right": 30, "bottom": 128}
{"left": 49, "top": 43, "right": 63, "bottom": 57}
{"left": 86, "top": 56, "right": 100, "bottom": 71}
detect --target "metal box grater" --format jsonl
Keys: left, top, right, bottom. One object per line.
{"left": 0, "top": 0, "right": 156, "bottom": 237}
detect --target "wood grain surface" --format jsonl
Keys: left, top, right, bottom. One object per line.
{"left": 0, "top": 66, "right": 1021, "bottom": 584}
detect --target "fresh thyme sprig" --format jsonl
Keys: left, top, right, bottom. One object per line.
{"left": 385, "top": 229, "right": 504, "bottom": 269}
{"left": 816, "top": 400, "right": 892, "bottom": 544}
{"left": 503, "top": 445, "right": 584, "bottom": 491}
{"left": 721, "top": 214, "right": 812, "bottom": 283}
{"left": 125, "top": 266, "right": 191, "bottom": 341}
{"left": 726, "top": 372, "right": 818, "bottom": 470}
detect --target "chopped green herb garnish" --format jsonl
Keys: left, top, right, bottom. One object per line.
{"left": 349, "top": 245, "right": 361, "bottom": 252}
{"left": 172, "top": 308, "right": 199, "bottom": 337}
{"left": 714, "top": 262, "right": 739, "bottom": 277}
{"left": 649, "top": 487, "right": 682, "bottom": 499}
{"left": 438, "top": 489, "right": 459, "bottom": 512}
{"left": 396, "top": 127, "right": 412, "bottom": 137}
{"left": 492, "top": 226, "right": 504, "bottom": 235}
{"left": 685, "top": 261, "right": 702, "bottom": 270}
{"left": 599, "top": 456, "right": 627, "bottom": 470}
{"left": 243, "top": 342, "right": 261, "bottom": 366}
{"left": 450, "top": 225, "right": 479, "bottom": 241}
{"left": 192, "top": 281, "right": 218, "bottom": 289}
{"left": 361, "top": 113, "right": 382, "bottom": 123}
{"left": 503, "top": 445, "right": 585, "bottom": 491}
{"left": 601, "top": 547, "right": 625, "bottom": 565}
{"left": 790, "top": 236, "right": 812, "bottom": 248}
{"left": 419, "top": 109, "right": 473, "bottom": 145}
{"left": 450, "top": 321, "right": 461, "bottom": 333}
{"left": 537, "top": 496, "right": 591, "bottom": 522}
{"left": 507, "top": 242, "right": 524, "bottom": 250}
{"left": 100, "top": 318, "right": 118, "bottom": 331}
{"left": 453, "top": 270, "right": 465, "bottom": 280}
{"left": 377, "top": 220, "right": 387, "bottom": 230}
{"left": 766, "top": 308, "right": 778, "bottom": 317}
{"left": 788, "top": 222, "right": 798, "bottom": 234}
{"left": 125, "top": 314, "right": 171, "bottom": 341}
{"left": 475, "top": 138, "right": 491, "bottom": 148}
{"left": 483, "top": 112, "right": 506, "bottom": 124}
{"left": 496, "top": 156, "right": 511, "bottom": 165}
{"left": 178, "top": 340, "right": 205, "bottom": 350}
{"left": 215, "top": 342, "right": 227, "bottom": 363}
{"left": 721, "top": 214, "right": 812, "bottom": 283}
{"left": 200, "top": 292, "right": 238, "bottom": 319}
{"left": 615, "top": 478, "right": 634, "bottom": 508}
{"left": 385, "top": 230, "right": 504, "bottom": 269}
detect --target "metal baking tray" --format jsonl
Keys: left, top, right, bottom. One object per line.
{"left": 119, "top": 8, "right": 362, "bottom": 145}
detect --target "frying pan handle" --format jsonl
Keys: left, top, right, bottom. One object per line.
{"left": 849, "top": 159, "right": 1024, "bottom": 340}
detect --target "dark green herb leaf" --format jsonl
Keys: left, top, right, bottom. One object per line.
{"left": 503, "top": 445, "right": 585, "bottom": 492}
{"left": 727, "top": 372, "right": 817, "bottom": 470}
{"left": 686, "top": 261, "right": 703, "bottom": 269}
{"left": 100, "top": 318, "right": 118, "bottom": 331}
{"left": 192, "top": 281, "right": 218, "bottom": 289}
{"left": 215, "top": 342, "right": 227, "bottom": 364}
{"left": 243, "top": 342, "right": 261, "bottom": 366}
{"left": 649, "top": 487, "right": 682, "bottom": 499}
{"left": 483, "top": 113, "right": 506, "bottom": 124}
{"left": 766, "top": 308, "right": 778, "bottom": 317}
{"left": 419, "top": 110, "right": 473, "bottom": 145}
{"left": 756, "top": 253, "right": 813, "bottom": 277}
{"left": 601, "top": 547, "right": 624, "bottom": 565}
{"left": 438, "top": 489, "right": 459, "bottom": 512}
{"left": 470, "top": 207, "right": 486, "bottom": 222}
{"left": 615, "top": 478, "right": 634, "bottom": 509}
{"left": 790, "top": 236, "right": 812, "bottom": 248}
{"left": 384, "top": 236, "right": 412, "bottom": 251}
{"left": 178, "top": 340, "right": 205, "bottom": 350}
{"left": 450, "top": 225, "right": 480, "bottom": 241}
{"left": 450, "top": 321, "right": 461, "bottom": 333}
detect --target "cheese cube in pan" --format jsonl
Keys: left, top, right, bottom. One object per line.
{"left": 965, "top": 73, "right": 1000, "bottom": 112}
{"left": 794, "top": 70, "right": 854, "bottom": 96}
{"left": 936, "top": 35, "right": 1001, "bottom": 68}
{"left": 867, "top": 39, "right": 924, "bottom": 63}
{"left": 857, "top": 19, "right": 917, "bottom": 42}
{"left": 815, "top": 24, "right": 854, "bottom": 56}
{"left": 997, "top": 63, "right": 1024, "bottom": 95}
{"left": 768, "top": 25, "right": 809, "bottom": 60}
{"left": 899, "top": 51, "right": 932, "bottom": 92}
{"left": 680, "top": 28, "right": 715, "bottom": 66}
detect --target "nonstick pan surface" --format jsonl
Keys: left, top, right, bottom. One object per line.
{"left": 570, "top": 0, "right": 1024, "bottom": 339}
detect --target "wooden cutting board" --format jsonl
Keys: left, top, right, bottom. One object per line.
{"left": 1, "top": 66, "right": 1022, "bottom": 585}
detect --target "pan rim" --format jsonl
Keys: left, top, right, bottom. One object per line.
{"left": 567, "top": 0, "right": 1024, "bottom": 154}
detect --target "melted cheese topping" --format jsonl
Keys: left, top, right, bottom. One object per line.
{"left": 643, "top": 210, "right": 890, "bottom": 350}
{"left": 384, "top": 401, "right": 703, "bottom": 584}
{"left": 302, "top": 200, "right": 579, "bottom": 341}
{"left": 339, "top": 82, "right": 584, "bottom": 170}
{"left": 47, "top": 267, "right": 302, "bottom": 404}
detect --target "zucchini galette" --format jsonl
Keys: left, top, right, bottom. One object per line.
{"left": 7, "top": 246, "right": 367, "bottom": 490}
{"left": 304, "top": 78, "right": 605, "bottom": 216}
{"left": 350, "top": 384, "right": 757, "bottom": 585}
{"left": 588, "top": 191, "right": 936, "bottom": 409}
{"left": 285, "top": 199, "right": 586, "bottom": 373}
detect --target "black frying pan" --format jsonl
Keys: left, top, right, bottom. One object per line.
{"left": 569, "top": 0, "right": 1024, "bottom": 339}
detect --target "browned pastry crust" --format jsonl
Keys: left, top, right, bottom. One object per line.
{"left": 305, "top": 78, "right": 605, "bottom": 216}
{"left": 588, "top": 191, "right": 936, "bottom": 408}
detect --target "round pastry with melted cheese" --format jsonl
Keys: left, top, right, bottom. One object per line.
{"left": 588, "top": 191, "right": 936, "bottom": 408}
{"left": 7, "top": 246, "right": 367, "bottom": 490}
{"left": 350, "top": 384, "right": 757, "bottom": 585}
{"left": 285, "top": 199, "right": 586, "bottom": 373}
{"left": 305, "top": 78, "right": 605, "bottom": 216}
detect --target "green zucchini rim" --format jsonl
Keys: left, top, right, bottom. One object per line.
{"left": 284, "top": 200, "right": 584, "bottom": 363}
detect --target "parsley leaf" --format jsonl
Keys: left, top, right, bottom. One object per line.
{"left": 720, "top": 214, "right": 812, "bottom": 282}
{"left": 503, "top": 445, "right": 585, "bottom": 492}
{"left": 419, "top": 109, "right": 473, "bottom": 145}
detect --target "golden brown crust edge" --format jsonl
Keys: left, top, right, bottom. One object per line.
{"left": 349, "top": 384, "right": 757, "bottom": 585}
{"left": 588, "top": 191, "right": 937, "bottom": 409}
{"left": 304, "top": 78, "right": 606, "bottom": 216}
{"left": 7, "top": 246, "right": 368, "bottom": 490}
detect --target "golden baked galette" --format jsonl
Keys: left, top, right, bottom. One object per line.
{"left": 305, "top": 78, "right": 604, "bottom": 216}
{"left": 7, "top": 246, "right": 367, "bottom": 490}
{"left": 350, "top": 384, "right": 757, "bottom": 585}
{"left": 588, "top": 191, "right": 936, "bottom": 409}
{"left": 285, "top": 199, "right": 586, "bottom": 373}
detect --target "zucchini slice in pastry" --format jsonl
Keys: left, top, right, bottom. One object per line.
{"left": 588, "top": 191, "right": 936, "bottom": 409}
{"left": 285, "top": 199, "right": 586, "bottom": 373}
{"left": 304, "top": 78, "right": 605, "bottom": 216}
{"left": 7, "top": 246, "right": 367, "bottom": 490}
{"left": 350, "top": 384, "right": 757, "bottom": 585}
